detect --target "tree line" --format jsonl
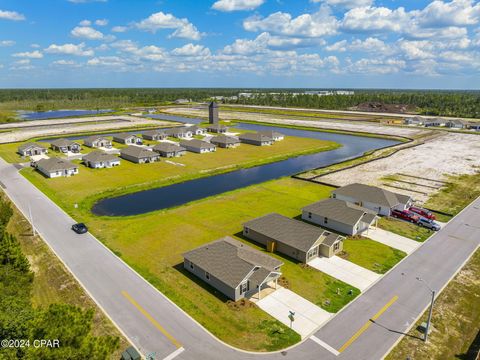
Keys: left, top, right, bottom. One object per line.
{"left": 0, "top": 88, "right": 479, "bottom": 118}
{"left": 0, "top": 196, "right": 119, "bottom": 359}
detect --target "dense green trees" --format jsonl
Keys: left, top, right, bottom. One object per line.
{"left": 0, "top": 197, "right": 119, "bottom": 359}
{"left": 0, "top": 88, "right": 479, "bottom": 118}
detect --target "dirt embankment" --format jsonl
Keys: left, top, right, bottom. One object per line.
{"left": 0, "top": 115, "right": 175, "bottom": 143}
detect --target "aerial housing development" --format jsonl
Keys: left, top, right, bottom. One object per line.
{"left": 0, "top": 1, "right": 479, "bottom": 360}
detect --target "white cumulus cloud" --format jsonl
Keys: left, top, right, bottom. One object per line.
{"left": 95, "top": 19, "right": 108, "bottom": 26}
{"left": 12, "top": 50, "right": 43, "bottom": 59}
{"left": 0, "top": 10, "right": 25, "bottom": 21}
{"left": 135, "top": 12, "right": 202, "bottom": 40}
{"left": 45, "top": 43, "right": 94, "bottom": 56}
{"left": 0, "top": 40, "right": 15, "bottom": 47}
{"left": 212, "top": 0, "right": 265, "bottom": 12}
{"left": 312, "top": 0, "right": 373, "bottom": 9}
{"left": 71, "top": 26, "right": 105, "bottom": 40}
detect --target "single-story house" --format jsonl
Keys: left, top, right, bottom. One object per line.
{"left": 82, "top": 150, "right": 120, "bottom": 169}
{"left": 174, "top": 98, "right": 190, "bottom": 104}
{"left": 152, "top": 143, "right": 187, "bottom": 157}
{"left": 239, "top": 133, "right": 273, "bottom": 146}
{"left": 180, "top": 139, "right": 216, "bottom": 154}
{"left": 258, "top": 130, "right": 285, "bottom": 141}
{"left": 445, "top": 119, "right": 468, "bottom": 129}
{"left": 189, "top": 126, "right": 207, "bottom": 136}
{"left": 50, "top": 138, "right": 82, "bottom": 153}
{"left": 243, "top": 213, "right": 344, "bottom": 263}
{"left": 142, "top": 130, "right": 167, "bottom": 141}
{"left": 17, "top": 142, "right": 48, "bottom": 157}
{"left": 120, "top": 146, "right": 160, "bottom": 163}
{"left": 404, "top": 116, "right": 424, "bottom": 125}
{"left": 36, "top": 157, "right": 78, "bottom": 178}
{"left": 83, "top": 135, "right": 112, "bottom": 149}
{"left": 183, "top": 236, "right": 283, "bottom": 301}
{"left": 166, "top": 127, "right": 193, "bottom": 139}
{"left": 207, "top": 124, "right": 228, "bottom": 134}
{"left": 302, "top": 198, "right": 378, "bottom": 236}
{"left": 331, "top": 183, "right": 413, "bottom": 216}
{"left": 424, "top": 118, "right": 446, "bottom": 127}
{"left": 210, "top": 135, "right": 240, "bottom": 149}
{"left": 113, "top": 133, "right": 142, "bottom": 145}
{"left": 467, "top": 122, "right": 480, "bottom": 131}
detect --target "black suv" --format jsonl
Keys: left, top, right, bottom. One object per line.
{"left": 71, "top": 223, "right": 88, "bottom": 234}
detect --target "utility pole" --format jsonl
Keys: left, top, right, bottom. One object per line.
{"left": 28, "top": 202, "right": 36, "bottom": 236}
{"left": 416, "top": 277, "right": 435, "bottom": 342}
{"left": 425, "top": 289, "right": 435, "bottom": 342}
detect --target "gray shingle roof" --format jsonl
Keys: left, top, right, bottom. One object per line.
{"left": 210, "top": 135, "right": 239, "bottom": 145}
{"left": 322, "top": 232, "right": 344, "bottom": 247}
{"left": 180, "top": 139, "right": 216, "bottom": 150}
{"left": 18, "top": 142, "right": 45, "bottom": 152}
{"left": 303, "top": 198, "right": 377, "bottom": 226}
{"left": 142, "top": 130, "right": 166, "bottom": 137}
{"left": 243, "top": 213, "right": 327, "bottom": 252}
{"left": 183, "top": 237, "right": 282, "bottom": 288}
{"left": 166, "top": 127, "right": 191, "bottom": 135}
{"left": 239, "top": 132, "right": 273, "bottom": 142}
{"left": 332, "top": 183, "right": 411, "bottom": 208}
{"left": 207, "top": 124, "right": 228, "bottom": 131}
{"left": 37, "top": 157, "right": 77, "bottom": 172}
{"left": 152, "top": 143, "right": 186, "bottom": 153}
{"left": 113, "top": 133, "right": 138, "bottom": 140}
{"left": 82, "top": 150, "right": 119, "bottom": 163}
{"left": 120, "top": 146, "right": 157, "bottom": 159}
{"left": 50, "top": 138, "right": 78, "bottom": 147}
{"left": 258, "top": 130, "right": 284, "bottom": 138}
{"left": 83, "top": 135, "right": 109, "bottom": 143}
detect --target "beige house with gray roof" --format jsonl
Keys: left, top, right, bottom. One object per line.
{"left": 302, "top": 198, "right": 378, "bottom": 236}
{"left": 36, "top": 157, "right": 79, "bottom": 178}
{"left": 50, "top": 138, "right": 81, "bottom": 153}
{"left": 83, "top": 135, "right": 112, "bottom": 148}
{"left": 113, "top": 133, "right": 142, "bottom": 145}
{"left": 17, "top": 142, "right": 48, "bottom": 157}
{"left": 243, "top": 213, "right": 344, "bottom": 263}
{"left": 180, "top": 139, "right": 216, "bottom": 154}
{"left": 82, "top": 151, "right": 120, "bottom": 169}
{"left": 142, "top": 130, "right": 167, "bottom": 141}
{"left": 120, "top": 146, "right": 160, "bottom": 163}
{"left": 239, "top": 132, "right": 273, "bottom": 146}
{"left": 210, "top": 135, "right": 240, "bottom": 149}
{"left": 183, "top": 237, "right": 283, "bottom": 301}
{"left": 332, "top": 183, "right": 412, "bottom": 216}
{"left": 152, "top": 143, "right": 186, "bottom": 157}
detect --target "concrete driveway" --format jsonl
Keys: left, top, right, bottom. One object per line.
{"left": 366, "top": 227, "right": 421, "bottom": 254}
{"left": 309, "top": 256, "right": 381, "bottom": 292}
{"left": 254, "top": 287, "right": 332, "bottom": 339}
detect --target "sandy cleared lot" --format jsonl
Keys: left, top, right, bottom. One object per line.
{"left": 163, "top": 107, "right": 424, "bottom": 138}
{"left": 0, "top": 115, "right": 175, "bottom": 143}
{"left": 321, "top": 132, "right": 480, "bottom": 202}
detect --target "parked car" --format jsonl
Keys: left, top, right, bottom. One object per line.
{"left": 71, "top": 223, "right": 88, "bottom": 234}
{"left": 409, "top": 206, "right": 436, "bottom": 220}
{"left": 391, "top": 209, "right": 420, "bottom": 223}
{"left": 418, "top": 217, "right": 441, "bottom": 231}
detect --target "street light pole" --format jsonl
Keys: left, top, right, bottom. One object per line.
{"left": 425, "top": 289, "right": 435, "bottom": 342}
{"left": 416, "top": 277, "right": 435, "bottom": 342}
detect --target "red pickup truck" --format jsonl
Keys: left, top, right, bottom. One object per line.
{"left": 391, "top": 209, "right": 420, "bottom": 223}
{"left": 409, "top": 206, "right": 436, "bottom": 220}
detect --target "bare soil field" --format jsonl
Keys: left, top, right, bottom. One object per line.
{"left": 320, "top": 132, "right": 480, "bottom": 203}
{"left": 0, "top": 115, "right": 174, "bottom": 143}
{"left": 163, "top": 107, "right": 424, "bottom": 137}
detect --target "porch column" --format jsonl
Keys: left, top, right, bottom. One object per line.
{"left": 258, "top": 287, "right": 261, "bottom": 300}
{"left": 275, "top": 278, "right": 278, "bottom": 289}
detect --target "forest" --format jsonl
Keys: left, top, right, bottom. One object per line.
{"left": 0, "top": 196, "right": 119, "bottom": 359}
{"left": 0, "top": 88, "right": 479, "bottom": 119}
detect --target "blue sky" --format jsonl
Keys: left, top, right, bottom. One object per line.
{"left": 1, "top": 0, "right": 479, "bottom": 89}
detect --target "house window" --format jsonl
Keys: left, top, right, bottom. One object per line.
{"left": 205, "top": 272, "right": 210, "bottom": 280}
{"left": 332, "top": 194, "right": 336, "bottom": 198}
{"left": 239, "top": 282, "right": 249, "bottom": 295}
{"left": 189, "top": 261, "right": 194, "bottom": 270}
{"left": 334, "top": 242, "right": 340, "bottom": 251}
{"left": 308, "top": 212, "right": 312, "bottom": 219}
{"left": 244, "top": 227, "right": 249, "bottom": 234}
{"left": 324, "top": 217, "right": 328, "bottom": 224}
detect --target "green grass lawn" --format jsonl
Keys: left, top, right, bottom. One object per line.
{"left": 342, "top": 237, "right": 407, "bottom": 274}
{"left": 11, "top": 132, "right": 408, "bottom": 351}
{"left": 386, "top": 249, "right": 480, "bottom": 360}
{"left": 425, "top": 172, "right": 480, "bottom": 216}
{"left": 378, "top": 217, "right": 433, "bottom": 242}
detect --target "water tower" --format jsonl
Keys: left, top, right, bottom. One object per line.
{"left": 209, "top": 102, "right": 219, "bottom": 124}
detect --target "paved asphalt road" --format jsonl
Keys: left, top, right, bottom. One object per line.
{"left": 1, "top": 157, "right": 479, "bottom": 360}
